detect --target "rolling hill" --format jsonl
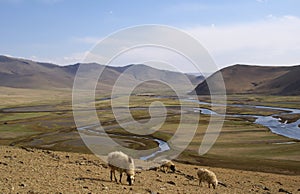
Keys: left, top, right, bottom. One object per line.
{"left": 0, "top": 55, "right": 203, "bottom": 93}
{"left": 193, "top": 64, "right": 300, "bottom": 95}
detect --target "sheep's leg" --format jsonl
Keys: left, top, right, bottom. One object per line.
{"left": 112, "top": 170, "right": 118, "bottom": 183}
{"left": 119, "top": 172, "right": 123, "bottom": 183}
{"left": 208, "top": 183, "right": 211, "bottom": 188}
{"left": 110, "top": 169, "right": 113, "bottom": 181}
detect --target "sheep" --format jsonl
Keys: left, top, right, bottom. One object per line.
{"left": 197, "top": 168, "right": 218, "bottom": 189}
{"left": 159, "top": 159, "right": 176, "bottom": 173}
{"left": 107, "top": 151, "right": 135, "bottom": 186}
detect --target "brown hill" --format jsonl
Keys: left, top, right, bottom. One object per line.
{"left": 0, "top": 55, "right": 203, "bottom": 92}
{"left": 0, "top": 56, "right": 74, "bottom": 88}
{"left": 193, "top": 64, "right": 300, "bottom": 95}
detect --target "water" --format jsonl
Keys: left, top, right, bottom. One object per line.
{"left": 77, "top": 124, "right": 170, "bottom": 160}
{"left": 192, "top": 100, "right": 300, "bottom": 140}
{"left": 140, "top": 139, "right": 170, "bottom": 160}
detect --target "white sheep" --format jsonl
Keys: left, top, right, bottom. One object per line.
{"left": 107, "top": 151, "right": 135, "bottom": 185}
{"left": 197, "top": 168, "right": 218, "bottom": 189}
{"left": 159, "top": 159, "right": 176, "bottom": 173}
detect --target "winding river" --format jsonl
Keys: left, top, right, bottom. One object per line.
{"left": 78, "top": 98, "right": 300, "bottom": 160}
{"left": 193, "top": 100, "right": 300, "bottom": 140}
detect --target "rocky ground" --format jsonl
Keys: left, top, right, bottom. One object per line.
{"left": 0, "top": 146, "right": 300, "bottom": 194}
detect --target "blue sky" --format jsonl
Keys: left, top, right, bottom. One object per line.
{"left": 1, "top": 0, "right": 300, "bottom": 72}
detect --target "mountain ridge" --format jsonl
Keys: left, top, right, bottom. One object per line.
{"left": 0, "top": 55, "right": 203, "bottom": 91}
{"left": 193, "top": 64, "right": 300, "bottom": 95}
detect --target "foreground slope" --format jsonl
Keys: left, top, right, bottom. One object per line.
{"left": 0, "top": 146, "right": 299, "bottom": 194}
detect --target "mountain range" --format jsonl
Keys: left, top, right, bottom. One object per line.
{"left": 0, "top": 55, "right": 203, "bottom": 93}
{"left": 1, "top": 55, "right": 300, "bottom": 95}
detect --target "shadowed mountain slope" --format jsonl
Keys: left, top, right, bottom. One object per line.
{"left": 0, "top": 55, "right": 203, "bottom": 92}
{"left": 193, "top": 64, "right": 300, "bottom": 95}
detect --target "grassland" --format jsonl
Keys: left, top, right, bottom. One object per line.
{"left": 1, "top": 87, "right": 300, "bottom": 174}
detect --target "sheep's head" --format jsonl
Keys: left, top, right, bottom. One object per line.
{"left": 127, "top": 174, "right": 135, "bottom": 186}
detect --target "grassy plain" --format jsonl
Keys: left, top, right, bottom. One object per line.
{"left": 1, "top": 87, "right": 300, "bottom": 174}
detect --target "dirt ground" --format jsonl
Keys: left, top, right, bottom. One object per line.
{"left": 0, "top": 146, "right": 300, "bottom": 194}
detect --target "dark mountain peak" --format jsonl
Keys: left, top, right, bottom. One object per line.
{"left": 193, "top": 64, "right": 300, "bottom": 95}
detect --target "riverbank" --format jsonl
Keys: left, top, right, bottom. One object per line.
{"left": 1, "top": 145, "right": 300, "bottom": 194}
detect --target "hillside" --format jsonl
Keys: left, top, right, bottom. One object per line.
{"left": 0, "top": 55, "right": 203, "bottom": 92}
{"left": 0, "top": 146, "right": 299, "bottom": 194}
{"left": 193, "top": 64, "right": 300, "bottom": 95}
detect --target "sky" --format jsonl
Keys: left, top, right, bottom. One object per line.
{"left": 1, "top": 0, "right": 300, "bottom": 72}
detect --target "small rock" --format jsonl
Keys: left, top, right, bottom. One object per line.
{"left": 19, "top": 183, "right": 26, "bottom": 187}
{"left": 145, "top": 189, "right": 159, "bottom": 194}
{"left": 21, "top": 146, "right": 34, "bottom": 152}
{"left": 276, "top": 181, "right": 283, "bottom": 185}
{"left": 156, "top": 178, "right": 162, "bottom": 182}
{"left": 149, "top": 166, "right": 158, "bottom": 171}
{"left": 167, "top": 181, "right": 176, "bottom": 186}
{"left": 42, "top": 150, "right": 51, "bottom": 154}
{"left": 185, "top": 174, "right": 195, "bottom": 180}
{"left": 174, "top": 175, "right": 177, "bottom": 178}
{"left": 0, "top": 161, "right": 8, "bottom": 166}
{"left": 83, "top": 186, "right": 88, "bottom": 189}
{"left": 160, "top": 187, "right": 166, "bottom": 191}
{"left": 279, "top": 188, "right": 292, "bottom": 194}
{"left": 298, "top": 188, "right": 300, "bottom": 191}
{"left": 263, "top": 186, "right": 270, "bottom": 191}
{"left": 4, "top": 122, "right": 8, "bottom": 124}
{"left": 18, "top": 161, "right": 24, "bottom": 164}
{"left": 101, "top": 184, "right": 109, "bottom": 190}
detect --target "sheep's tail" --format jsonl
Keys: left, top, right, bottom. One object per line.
{"left": 218, "top": 181, "right": 227, "bottom": 187}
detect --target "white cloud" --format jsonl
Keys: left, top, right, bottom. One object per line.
{"left": 28, "top": 16, "right": 300, "bottom": 71}
{"left": 186, "top": 15, "right": 300, "bottom": 67}
{"left": 72, "top": 36, "right": 102, "bottom": 44}
{"left": 28, "top": 51, "right": 88, "bottom": 65}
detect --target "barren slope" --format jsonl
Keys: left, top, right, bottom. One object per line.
{"left": 0, "top": 146, "right": 299, "bottom": 194}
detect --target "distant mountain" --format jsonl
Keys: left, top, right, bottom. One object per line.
{"left": 0, "top": 55, "right": 74, "bottom": 88}
{"left": 0, "top": 55, "right": 203, "bottom": 92}
{"left": 192, "top": 64, "right": 300, "bottom": 95}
